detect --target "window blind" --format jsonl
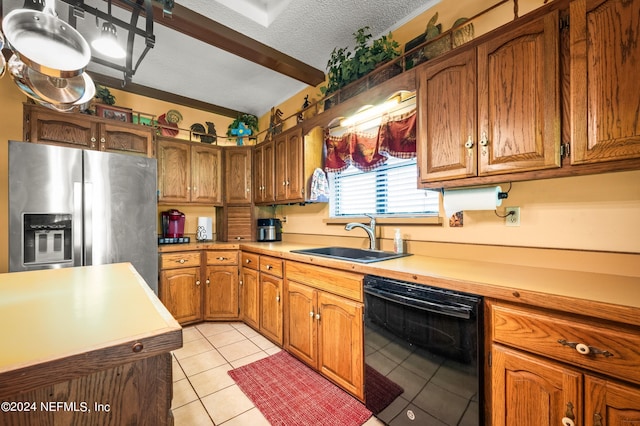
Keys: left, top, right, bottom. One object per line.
{"left": 328, "top": 157, "right": 440, "bottom": 217}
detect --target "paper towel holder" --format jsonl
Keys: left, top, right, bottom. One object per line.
{"left": 497, "top": 182, "right": 511, "bottom": 200}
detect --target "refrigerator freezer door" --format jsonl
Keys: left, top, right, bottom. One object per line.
{"left": 9, "top": 142, "right": 83, "bottom": 272}
{"left": 83, "top": 150, "right": 158, "bottom": 292}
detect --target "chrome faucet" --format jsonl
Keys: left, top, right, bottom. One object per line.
{"left": 345, "top": 214, "right": 377, "bottom": 250}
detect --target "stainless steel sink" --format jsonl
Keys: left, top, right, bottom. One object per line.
{"left": 291, "top": 246, "right": 412, "bottom": 263}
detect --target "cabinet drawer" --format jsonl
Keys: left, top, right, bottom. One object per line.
{"left": 259, "top": 256, "right": 283, "bottom": 278}
{"left": 160, "top": 251, "right": 201, "bottom": 269}
{"left": 206, "top": 250, "right": 238, "bottom": 265}
{"left": 241, "top": 252, "right": 259, "bottom": 270}
{"left": 285, "top": 261, "right": 363, "bottom": 302}
{"left": 492, "top": 303, "right": 640, "bottom": 385}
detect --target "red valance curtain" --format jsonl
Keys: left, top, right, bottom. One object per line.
{"left": 325, "top": 109, "right": 416, "bottom": 173}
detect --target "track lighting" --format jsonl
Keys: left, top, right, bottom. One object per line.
{"left": 92, "top": 21, "right": 126, "bottom": 59}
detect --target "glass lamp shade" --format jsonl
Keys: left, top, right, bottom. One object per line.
{"left": 91, "top": 22, "right": 126, "bottom": 59}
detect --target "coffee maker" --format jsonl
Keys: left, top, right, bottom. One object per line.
{"left": 161, "top": 209, "right": 185, "bottom": 238}
{"left": 257, "top": 218, "right": 282, "bottom": 242}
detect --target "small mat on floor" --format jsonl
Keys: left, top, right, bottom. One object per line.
{"left": 228, "top": 351, "right": 372, "bottom": 426}
{"left": 364, "top": 364, "right": 405, "bottom": 415}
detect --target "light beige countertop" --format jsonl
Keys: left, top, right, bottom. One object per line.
{"left": 0, "top": 263, "right": 182, "bottom": 398}
{"left": 239, "top": 242, "right": 640, "bottom": 326}
{"left": 158, "top": 241, "right": 239, "bottom": 253}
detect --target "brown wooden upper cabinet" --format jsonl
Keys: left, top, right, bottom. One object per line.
{"left": 23, "top": 103, "right": 154, "bottom": 157}
{"left": 225, "top": 146, "right": 253, "bottom": 204}
{"left": 157, "top": 138, "right": 222, "bottom": 205}
{"left": 417, "top": 9, "right": 561, "bottom": 186}
{"left": 570, "top": 0, "right": 640, "bottom": 164}
{"left": 254, "top": 140, "right": 276, "bottom": 204}
{"left": 254, "top": 126, "right": 324, "bottom": 205}
{"left": 275, "top": 127, "right": 304, "bottom": 203}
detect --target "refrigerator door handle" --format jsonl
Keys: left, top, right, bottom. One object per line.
{"left": 73, "top": 182, "right": 83, "bottom": 267}
{"left": 84, "top": 182, "right": 93, "bottom": 266}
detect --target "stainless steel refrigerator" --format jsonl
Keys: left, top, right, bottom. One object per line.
{"left": 8, "top": 141, "right": 159, "bottom": 293}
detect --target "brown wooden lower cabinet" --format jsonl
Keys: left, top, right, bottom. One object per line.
{"left": 259, "top": 273, "right": 283, "bottom": 344}
{"left": 492, "top": 344, "right": 582, "bottom": 425}
{"left": 284, "top": 260, "right": 364, "bottom": 400}
{"left": 204, "top": 265, "right": 239, "bottom": 319}
{"left": 159, "top": 250, "right": 240, "bottom": 325}
{"left": 159, "top": 266, "right": 202, "bottom": 325}
{"left": 239, "top": 252, "right": 284, "bottom": 345}
{"left": 490, "top": 300, "right": 640, "bottom": 425}
{"left": 586, "top": 376, "right": 640, "bottom": 425}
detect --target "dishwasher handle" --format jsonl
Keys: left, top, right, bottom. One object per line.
{"left": 364, "top": 286, "right": 475, "bottom": 320}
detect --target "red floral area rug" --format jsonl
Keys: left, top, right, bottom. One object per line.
{"left": 228, "top": 351, "right": 372, "bottom": 426}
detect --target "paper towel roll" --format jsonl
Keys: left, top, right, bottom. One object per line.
{"left": 443, "top": 186, "right": 503, "bottom": 217}
{"left": 197, "top": 217, "right": 213, "bottom": 241}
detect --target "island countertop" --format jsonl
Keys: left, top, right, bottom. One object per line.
{"left": 0, "top": 263, "right": 182, "bottom": 399}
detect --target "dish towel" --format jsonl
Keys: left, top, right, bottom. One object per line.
{"left": 309, "top": 168, "right": 330, "bottom": 202}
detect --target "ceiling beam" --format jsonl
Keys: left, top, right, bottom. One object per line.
{"left": 91, "top": 72, "right": 245, "bottom": 118}
{"left": 147, "top": 2, "right": 326, "bottom": 87}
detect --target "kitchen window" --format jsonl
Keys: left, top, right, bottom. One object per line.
{"left": 328, "top": 157, "right": 440, "bottom": 218}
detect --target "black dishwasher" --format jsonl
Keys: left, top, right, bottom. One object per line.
{"left": 363, "top": 275, "right": 483, "bottom": 425}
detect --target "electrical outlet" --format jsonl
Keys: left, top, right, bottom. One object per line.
{"left": 505, "top": 207, "right": 520, "bottom": 227}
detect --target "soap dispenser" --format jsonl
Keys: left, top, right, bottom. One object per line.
{"left": 393, "top": 228, "right": 404, "bottom": 254}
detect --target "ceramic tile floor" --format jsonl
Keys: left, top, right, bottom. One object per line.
{"left": 171, "top": 322, "right": 384, "bottom": 426}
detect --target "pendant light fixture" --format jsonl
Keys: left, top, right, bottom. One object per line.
{"left": 91, "top": 0, "right": 125, "bottom": 59}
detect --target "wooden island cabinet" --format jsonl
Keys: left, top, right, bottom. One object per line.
{"left": 0, "top": 264, "right": 181, "bottom": 426}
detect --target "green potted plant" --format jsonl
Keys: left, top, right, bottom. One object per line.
{"left": 95, "top": 84, "right": 116, "bottom": 105}
{"left": 320, "top": 27, "right": 400, "bottom": 107}
{"left": 227, "top": 113, "right": 259, "bottom": 144}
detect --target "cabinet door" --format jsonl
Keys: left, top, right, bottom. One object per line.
{"left": 254, "top": 144, "right": 265, "bottom": 204}
{"left": 263, "top": 141, "right": 276, "bottom": 203}
{"left": 570, "top": 0, "right": 640, "bottom": 164}
{"left": 25, "top": 107, "right": 98, "bottom": 150}
{"left": 274, "top": 134, "right": 288, "bottom": 202}
{"left": 317, "top": 291, "right": 364, "bottom": 400}
{"left": 225, "top": 147, "right": 252, "bottom": 204}
{"left": 477, "top": 10, "right": 561, "bottom": 175}
{"left": 159, "top": 267, "right": 202, "bottom": 324}
{"left": 285, "top": 280, "right": 317, "bottom": 368}
{"left": 286, "top": 129, "right": 304, "bottom": 201}
{"left": 204, "top": 265, "right": 239, "bottom": 320}
{"left": 417, "top": 47, "right": 477, "bottom": 182}
{"left": 492, "top": 344, "right": 582, "bottom": 426}
{"left": 241, "top": 267, "right": 260, "bottom": 330}
{"left": 254, "top": 141, "right": 275, "bottom": 204}
{"left": 226, "top": 206, "right": 254, "bottom": 242}
{"left": 157, "top": 140, "right": 191, "bottom": 203}
{"left": 260, "top": 274, "right": 283, "bottom": 345}
{"left": 191, "top": 145, "right": 222, "bottom": 205}
{"left": 100, "top": 122, "right": 153, "bottom": 157}
{"left": 585, "top": 375, "right": 640, "bottom": 425}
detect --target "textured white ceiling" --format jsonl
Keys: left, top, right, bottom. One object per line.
{"left": 1, "top": 0, "right": 440, "bottom": 117}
